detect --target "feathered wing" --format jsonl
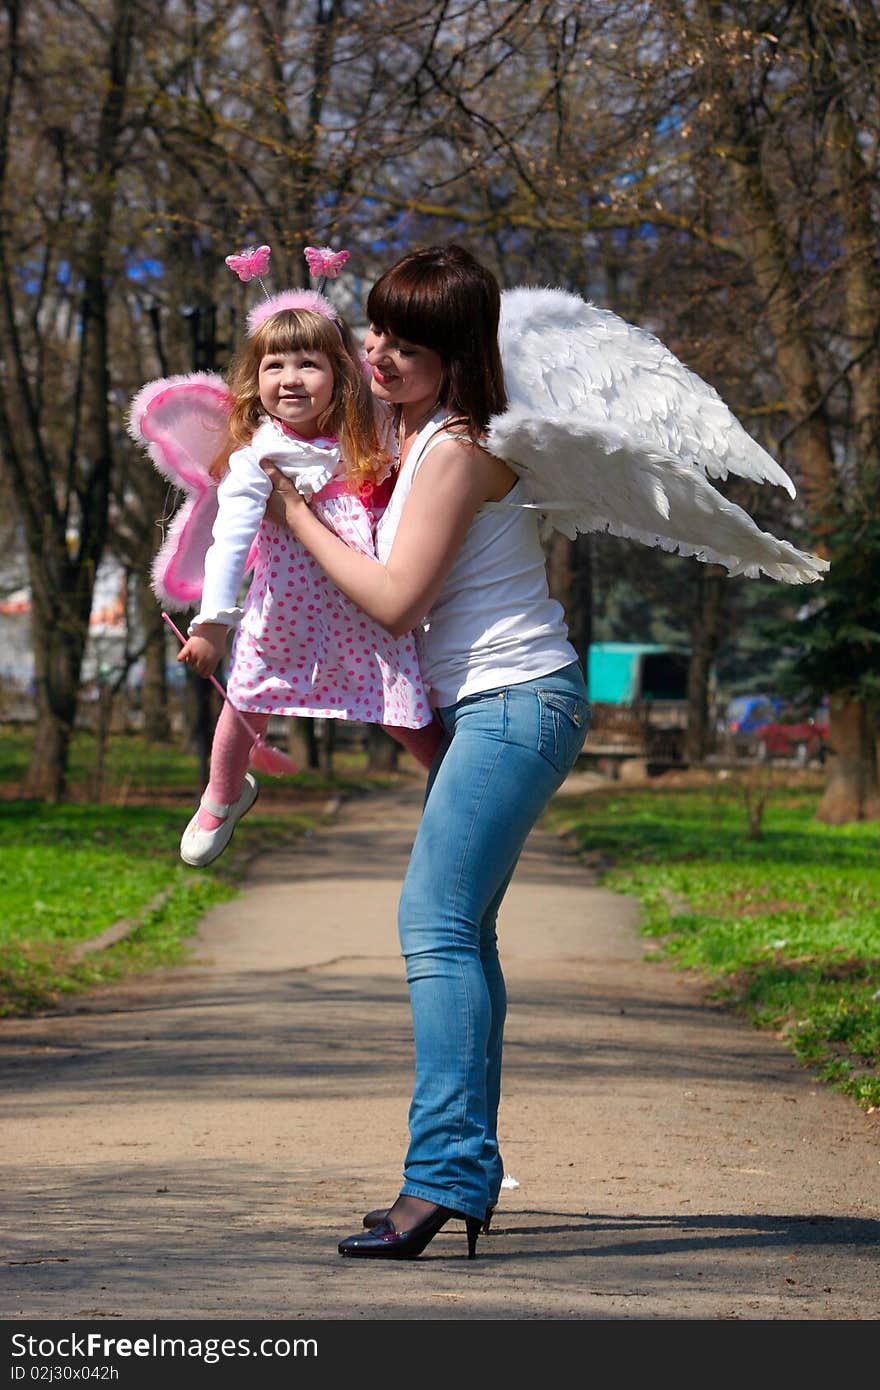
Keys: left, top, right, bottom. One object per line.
{"left": 127, "top": 372, "right": 252, "bottom": 610}
{"left": 488, "top": 287, "right": 828, "bottom": 584}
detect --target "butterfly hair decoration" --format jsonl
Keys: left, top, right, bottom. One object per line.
{"left": 225, "top": 244, "right": 272, "bottom": 283}
{"left": 304, "top": 245, "right": 349, "bottom": 293}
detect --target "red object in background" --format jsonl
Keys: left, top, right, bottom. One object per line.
{"left": 757, "top": 705, "right": 829, "bottom": 764}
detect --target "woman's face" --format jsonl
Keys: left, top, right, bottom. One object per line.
{"left": 364, "top": 326, "right": 444, "bottom": 412}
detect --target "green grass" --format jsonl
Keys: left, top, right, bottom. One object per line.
{"left": 0, "top": 725, "right": 390, "bottom": 1017}
{"left": 0, "top": 800, "right": 320, "bottom": 1016}
{"left": 545, "top": 777, "right": 880, "bottom": 1110}
{"left": 0, "top": 723, "right": 385, "bottom": 802}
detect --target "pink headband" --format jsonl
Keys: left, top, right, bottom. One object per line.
{"left": 247, "top": 288, "right": 340, "bottom": 338}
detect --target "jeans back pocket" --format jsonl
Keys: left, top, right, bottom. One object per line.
{"left": 536, "top": 689, "right": 590, "bottom": 772}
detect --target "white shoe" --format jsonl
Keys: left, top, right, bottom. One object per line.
{"left": 180, "top": 772, "right": 259, "bottom": 867}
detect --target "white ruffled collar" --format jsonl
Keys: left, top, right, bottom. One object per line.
{"left": 251, "top": 417, "right": 342, "bottom": 499}
{"left": 257, "top": 415, "right": 339, "bottom": 461}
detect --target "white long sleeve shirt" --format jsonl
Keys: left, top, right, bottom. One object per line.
{"left": 188, "top": 418, "right": 343, "bottom": 632}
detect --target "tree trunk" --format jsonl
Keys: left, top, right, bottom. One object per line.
{"left": 286, "top": 717, "right": 313, "bottom": 769}
{"left": 24, "top": 715, "right": 74, "bottom": 805}
{"left": 253, "top": 0, "right": 342, "bottom": 269}
{"left": 684, "top": 563, "right": 725, "bottom": 763}
{"left": 319, "top": 719, "right": 336, "bottom": 775}
{"left": 716, "top": 36, "right": 880, "bottom": 825}
{"left": 726, "top": 151, "right": 839, "bottom": 530}
{"left": 366, "top": 724, "right": 400, "bottom": 771}
{"left": 24, "top": 583, "right": 90, "bottom": 801}
{"left": 305, "top": 721, "right": 321, "bottom": 770}
{"left": 825, "top": 74, "right": 880, "bottom": 470}
{"left": 547, "top": 532, "right": 591, "bottom": 665}
{"left": 182, "top": 670, "right": 219, "bottom": 789}
{"left": 0, "top": 0, "right": 134, "bottom": 799}
{"left": 88, "top": 682, "right": 117, "bottom": 803}
{"left": 816, "top": 694, "right": 880, "bottom": 824}
{"left": 138, "top": 574, "right": 171, "bottom": 743}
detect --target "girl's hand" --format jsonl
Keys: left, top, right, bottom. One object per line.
{"left": 177, "top": 625, "right": 228, "bottom": 678}
{"left": 262, "top": 462, "right": 307, "bottom": 530}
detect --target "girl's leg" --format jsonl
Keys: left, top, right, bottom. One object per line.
{"left": 381, "top": 717, "right": 445, "bottom": 770}
{"left": 198, "top": 702, "right": 269, "bottom": 831}
{"left": 396, "top": 663, "right": 589, "bottom": 1220}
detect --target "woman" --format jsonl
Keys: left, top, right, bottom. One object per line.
{"left": 265, "top": 244, "right": 589, "bottom": 1260}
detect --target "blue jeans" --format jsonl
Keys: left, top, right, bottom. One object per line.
{"left": 397, "top": 661, "right": 589, "bottom": 1220}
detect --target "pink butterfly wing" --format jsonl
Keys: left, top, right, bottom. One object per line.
{"left": 128, "top": 373, "right": 259, "bottom": 609}
{"left": 248, "top": 245, "right": 271, "bottom": 275}
{"left": 325, "top": 249, "right": 349, "bottom": 277}
{"left": 132, "top": 374, "right": 231, "bottom": 489}
{"left": 225, "top": 245, "right": 271, "bottom": 281}
{"left": 304, "top": 245, "right": 349, "bottom": 278}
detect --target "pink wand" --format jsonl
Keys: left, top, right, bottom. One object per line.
{"left": 162, "top": 611, "right": 299, "bottom": 777}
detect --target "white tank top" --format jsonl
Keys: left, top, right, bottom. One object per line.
{"left": 375, "top": 412, "right": 577, "bottom": 708}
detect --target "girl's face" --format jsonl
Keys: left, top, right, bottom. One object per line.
{"left": 364, "top": 327, "right": 444, "bottom": 413}
{"left": 258, "top": 348, "right": 335, "bottom": 437}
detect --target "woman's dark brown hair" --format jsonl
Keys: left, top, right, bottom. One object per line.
{"left": 366, "top": 244, "right": 507, "bottom": 440}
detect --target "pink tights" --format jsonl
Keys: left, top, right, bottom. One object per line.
{"left": 197, "top": 708, "right": 446, "bottom": 831}
{"left": 198, "top": 703, "right": 269, "bottom": 831}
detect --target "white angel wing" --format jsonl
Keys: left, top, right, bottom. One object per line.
{"left": 488, "top": 287, "right": 828, "bottom": 584}
{"left": 496, "top": 287, "right": 796, "bottom": 494}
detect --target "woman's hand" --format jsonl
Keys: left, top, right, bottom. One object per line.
{"left": 260, "top": 437, "right": 510, "bottom": 638}
{"left": 262, "top": 462, "right": 307, "bottom": 530}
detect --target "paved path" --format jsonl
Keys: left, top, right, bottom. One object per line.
{"left": 2, "top": 776, "right": 879, "bottom": 1324}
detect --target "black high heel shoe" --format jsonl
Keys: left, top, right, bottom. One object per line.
{"left": 339, "top": 1203, "right": 482, "bottom": 1259}
{"left": 362, "top": 1202, "right": 496, "bottom": 1235}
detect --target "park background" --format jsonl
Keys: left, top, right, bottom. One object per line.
{"left": 0, "top": 2, "right": 877, "bottom": 1109}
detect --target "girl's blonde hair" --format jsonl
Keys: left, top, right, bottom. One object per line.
{"left": 210, "top": 309, "right": 389, "bottom": 490}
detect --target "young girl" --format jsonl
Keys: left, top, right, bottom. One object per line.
{"left": 173, "top": 288, "right": 440, "bottom": 866}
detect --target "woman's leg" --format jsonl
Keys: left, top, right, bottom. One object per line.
{"left": 396, "top": 664, "right": 589, "bottom": 1220}
{"left": 478, "top": 867, "right": 514, "bottom": 1207}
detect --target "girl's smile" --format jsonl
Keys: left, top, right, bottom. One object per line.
{"left": 259, "top": 349, "right": 334, "bottom": 437}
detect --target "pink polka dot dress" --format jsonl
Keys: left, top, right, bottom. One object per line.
{"left": 226, "top": 479, "right": 431, "bottom": 729}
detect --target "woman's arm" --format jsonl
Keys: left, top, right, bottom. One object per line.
{"left": 265, "top": 438, "right": 512, "bottom": 638}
